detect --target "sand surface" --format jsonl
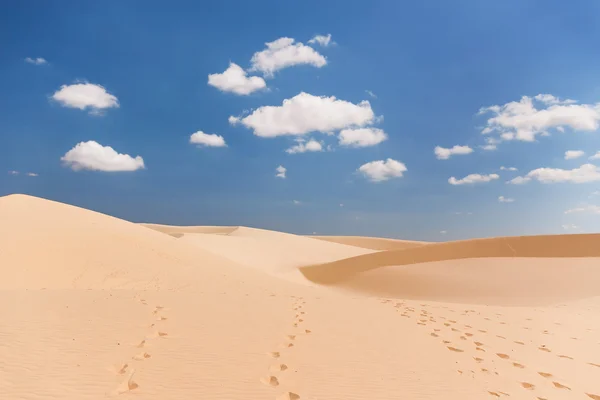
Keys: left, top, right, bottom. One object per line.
{"left": 1, "top": 193, "right": 600, "bottom": 400}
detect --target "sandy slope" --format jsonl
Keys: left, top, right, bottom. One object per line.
{"left": 144, "top": 225, "right": 374, "bottom": 283}
{"left": 2, "top": 194, "right": 600, "bottom": 400}
{"left": 309, "top": 235, "right": 429, "bottom": 250}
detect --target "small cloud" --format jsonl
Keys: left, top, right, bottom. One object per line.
{"left": 339, "top": 128, "right": 387, "bottom": 148}
{"left": 25, "top": 57, "right": 47, "bottom": 65}
{"left": 339, "top": 203, "right": 344, "bottom": 207}
{"left": 508, "top": 164, "right": 600, "bottom": 184}
{"left": 189, "top": 131, "right": 227, "bottom": 147}
{"left": 358, "top": 158, "right": 407, "bottom": 182}
{"left": 207, "top": 63, "right": 266, "bottom": 95}
{"left": 590, "top": 151, "right": 600, "bottom": 160}
{"left": 61, "top": 140, "right": 145, "bottom": 172}
{"left": 440, "top": 230, "right": 447, "bottom": 234}
{"left": 500, "top": 166, "right": 518, "bottom": 171}
{"left": 293, "top": 200, "right": 301, "bottom": 205}
{"left": 564, "top": 205, "right": 600, "bottom": 215}
{"left": 285, "top": 138, "right": 323, "bottom": 154}
{"left": 52, "top": 82, "right": 119, "bottom": 114}
{"left": 562, "top": 224, "right": 578, "bottom": 231}
{"left": 26, "top": 172, "right": 38, "bottom": 177}
{"left": 498, "top": 195, "right": 515, "bottom": 203}
{"left": 434, "top": 145, "right": 474, "bottom": 160}
{"left": 365, "top": 90, "right": 377, "bottom": 99}
{"left": 276, "top": 165, "right": 287, "bottom": 179}
{"left": 8, "top": 170, "right": 19, "bottom": 175}
{"left": 250, "top": 37, "right": 327, "bottom": 77}
{"left": 308, "top": 33, "right": 334, "bottom": 47}
{"left": 448, "top": 173, "right": 499, "bottom": 185}
{"left": 565, "top": 150, "right": 585, "bottom": 160}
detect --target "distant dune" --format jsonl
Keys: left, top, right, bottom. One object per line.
{"left": 300, "top": 234, "right": 600, "bottom": 305}
{"left": 2, "top": 194, "right": 600, "bottom": 400}
{"left": 309, "top": 235, "right": 429, "bottom": 250}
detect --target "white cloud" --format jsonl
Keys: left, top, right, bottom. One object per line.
{"left": 478, "top": 94, "right": 600, "bottom": 143}
{"left": 358, "top": 158, "right": 407, "bottom": 182}
{"left": 440, "top": 230, "right": 447, "bottom": 235}
{"left": 340, "top": 203, "right": 344, "bottom": 207}
{"left": 508, "top": 164, "right": 600, "bottom": 184}
{"left": 61, "top": 141, "right": 145, "bottom": 172}
{"left": 308, "top": 34, "right": 333, "bottom": 47}
{"left": 589, "top": 151, "right": 600, "bottom": 160}
{"left": 590, "top": 190, "right": 600, "bottom": 197}
{"left": 52, "top": 82, "right": 119, "bottom": 113}
{"left": 500, "top": 166, "right": 518, "bottom": 171}
{"left": 365, "top": 90, "right": 377, "bottom": 99}
{"left": 564, "top": 205, "right": 600, "bottom": 215}
{"left": 434, "top": 145, "right": 474, "bottom": 160}
{"left": 339, "top": 128, "right": 387, "bottom": 148}
{"left": 207, "top": 63, "right": 266, "bottom": 95}
{"left": 565, "top": 150, "right": 585, "bottom": 160}
{"left": 498, "top": 196, "right": 515, "bottom": 203}
{"left": 26, "top": 172, "right": 38, "bottom": 177}
{"left": 448, "top": 173, "right": 499, "bottom": 185}
{"left": 276, "top": 165, "right": 287, "bottom": 179}
{"left": 8, "top": 170, "right": 19, "bottom": 175}
{"left": 230, "top": 92, "right": 376, "bottom": 137}
{"left": 285, "top": 138, "right": 323, "bottom": 154}
{"left": 293, "top": 200, "right": 302, "bottom": 205}
{"left": 480, "top": 137, "right": 500, "bottom": 151}
{"left": 250, "top": 37, "right": 327, "bottom": 76}
{"left": 25, "top": 57, "right": 47, "bottom": 65}
{"left": 562, "top": 224, "right": 579, "bottom": 230}
{"left": 189, "top": 131, "right": 227, "bottom": 147}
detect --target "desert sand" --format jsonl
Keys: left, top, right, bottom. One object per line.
{"left": 1, "top": 193, "right": 599, "bottom": 400}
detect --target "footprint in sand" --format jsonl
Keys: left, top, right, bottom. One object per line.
{"left": 447, "top": 346, "right": 464, "bottom": 353}
{"left": 132, "top": 352, "right": 151, "bottom": 361}
{"left": 115, "top": 369, "right": 138, "bottom": 394}
{"left": 520, "top": 382, "right": 535, "bottom": 390}
{"left": 538, "top": 372, "right": 552, "bottom": 378}
{"left": 268, "top": 352, "right": 281, "bottom": 359}
{"left": 587, "top": 394, "right": 600, "bottom": 400}
{"left": 304, "top": 329, "right": 311, "bottom": 334}
{"left": 538, "top": 346, "right": 551, "bottom": 352}
{"left": 277, "top": 392, "right": 300, "bottom": 400}
{"left": 270, "top": 364, "right": 288, "bottom": 372}
{"left": 512, "top": 362, "right": 525, "bottom": 368}
{"left": 552, "top": 381, "right": 570, "bottom": 390}
{"left": 496, "top": 353, "right": 510, "bottom": 360}
{"left": 260, "top": 375, "right": 280, "bottom": 387}
{"left": 588, "top": 362, "right": 600, "bottom": 368}
{"left": 558, "top": 354, "right": 573, "bottom": 360}
{"left": 136, "top": 340, "right": 146, "bottom": 348}
{"left": 116, "top": 363, "right": 129, "bottom": 375}
{"left": 514, "top": 341, "right": 524, "bottom": 345}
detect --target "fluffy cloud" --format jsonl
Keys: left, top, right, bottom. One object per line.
{"left": 500, "top": 166, "right": 518, "bottom": 171}
{"left": 250, "top": 37, "right": 327, "bottom": 76}
{"left": 508, "top": 164, "right": 600, "bottom": 184}
{"left": 434, "top": 145, "right": 474, "bottom": 160}
{"left": 358, "top": 158, "right": 407, "bottom": 182}
{"left": 564, "top": 205, "right": 600, "bottom": 214}
{"left": 276, "top": 165, "right": 287, "bottom": 178}
{"left": 293, "top": 200, "right": 302, "bottom": 205}
{"left": 285, "top": 138, "right": 323, "bottom": 154}
{"left": 565, "top": 150, "right": 585, "bottom": 160}
{"left": 481, "top": 137, "right": 500, "bottom": 151}
{"left": 26, "top": 172, "right": 38, "bottom": 177}
{"left": 52, "top": 82, "right": 119, "bottom": 113}
{"left": 448, "top": 173, "right": 499, "bottom": 185}
{"left": 8, "top": 170, "right": 19, "bottom": 175}
{"left": 440, "top": 230, "right": 448, "bottom": 235}
{"left": 308, "top": 34, "right": 333, "bottom": 47}
{"left": 189, "top": 131, "right": 227, "bottom": 147}
{"left": 207, "top": 63, "right": 266, "bottom": 95}
{"left": 61, "top": 141, "right": 145, "bottom": 172}
{"left": 339, "top": 128, "right": 387, "bottom": 147}
{"left": 590, "top": 151, "right": 600, "bottom": 160}
{"left": 230, "top": 92, "right": 376, "bottom": 137}
{"left": 478, "top": 94, "right": 600, "bottom": 143}
{"left": 25, "top": 57, "right": 47, "bottom": 65}
{"left": 498, "top": 196, "right": 515, "bottom": 203}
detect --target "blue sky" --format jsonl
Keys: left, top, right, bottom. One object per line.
{"left": 2, "top": 0, "right": 600, "bottom": 241}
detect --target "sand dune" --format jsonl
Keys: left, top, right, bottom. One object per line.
{"left": 309, "top": 235, "right": 429, "bottom": 250}
{"left": 300, "top": 234, "right": 600, "bottom": 305}
{"left": 2, "top": 194, "right": 600, "bottom": 400}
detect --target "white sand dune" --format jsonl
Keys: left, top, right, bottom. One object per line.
{"left": 309, "top": 235, "right": 429, "bottom": 250}
{"left": 2, "top": 194, "right": 600, "bottom": 400}
{"left": 143, "top": 224, "right": 374, "bottom": 283}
